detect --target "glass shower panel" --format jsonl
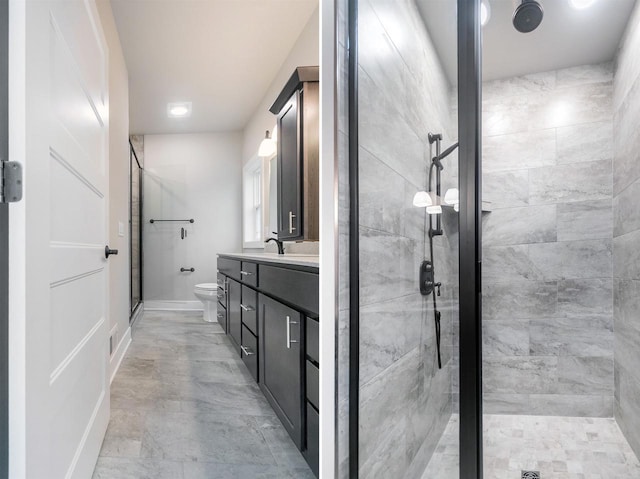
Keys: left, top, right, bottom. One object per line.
{"left": 355, "top": 1, "right": 460, "bottom": 477}
{"left": 142, "top": 165, "right": 191, "bottom": 304}
{"left": 130, "top": 144, "right": 142, "bottom": 313}
{"left": 481, "top": 1, "right": 640, "bottom": 477}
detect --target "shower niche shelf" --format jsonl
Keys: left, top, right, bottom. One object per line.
{"left": 441, "top": 200, "right": 492, "bottom": 213}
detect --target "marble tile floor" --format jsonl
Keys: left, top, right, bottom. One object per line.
{"left": 92, "top": 310, "right": 314, "bottom": 479}
{"left": 423, "top": 414, "right": 640, "bottom": 479}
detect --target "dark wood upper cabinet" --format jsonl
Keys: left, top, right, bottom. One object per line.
{"left": 271, "top": 67, "right": 319, "bottom": 242}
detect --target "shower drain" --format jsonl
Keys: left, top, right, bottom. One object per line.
{"left": 522, "top": 472, "right": 540, "bottom": 479}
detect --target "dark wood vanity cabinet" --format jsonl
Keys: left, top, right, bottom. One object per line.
{"left": 259, "top": 294, "right": 303, "bottom": 448}
{"left": 217, "top": 255, "right": 319, "bottom": 477}
{"left": 227, "top": 279, "right": 242, "bottom": 352}
{"left": 216, "top": 273, "right": 227, "bottom": 332}
{"left": 271, "top": 66, "right": 319, "bottom": 242}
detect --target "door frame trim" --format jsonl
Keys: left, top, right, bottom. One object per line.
{"left": 0, "top": 0, "right": 9, "bottom": 475}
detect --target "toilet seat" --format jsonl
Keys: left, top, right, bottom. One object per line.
{"left": 195, "top": 283, "right": 217, "bottom": 291}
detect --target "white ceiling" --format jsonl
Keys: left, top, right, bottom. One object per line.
{"left": 111, "top": 0, "right": 318, "bottom": 134}
{"left": 416, "top": 0, "right": 637, "bottom": 83}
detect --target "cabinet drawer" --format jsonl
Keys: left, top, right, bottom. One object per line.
{"left": 305, "top": 402, "right": 319, "bottom": 477}
{"left": 217, "top": 273, "right": 226, "bottom": 292}
{"left": 259, "top": 265, "right": 319, "bottom": 316}
{"left": 241, "top": 285, "right": 258, "bottom": 336}
{"left": 306, "top": 318, "right": 319, "bottom": 363}
{"left": 306, "top": 361, "right": 319, "bottom": 410}
{"left": 218, "top": 257, "right": 241, "bottom": 282}
{"left": 217, "top": 285, "right": 226, "bottom": 305}
{"left": 240, "top": 261, "right": 258, "bottom": 287}
{"left": 241, "top": 325, "right": 259, "bottom": 382}
{"left": 216, "top": 303, "right": 227, "bottom": 332}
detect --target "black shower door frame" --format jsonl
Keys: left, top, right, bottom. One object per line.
{"left": 347, "top": 0, "right": 483, "bottom": 477}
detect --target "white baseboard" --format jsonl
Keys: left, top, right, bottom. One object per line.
{"left": 144, "top": 300, "right": 203, "bottom": 311}
{"left": 109, "top": 326, "right": 131, "bottom": 384}
{"left": 130, "top": 302, "right": 144, "bottom": 330}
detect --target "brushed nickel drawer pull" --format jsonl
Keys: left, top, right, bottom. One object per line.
{"left": 286, "top": 315, "right": 299, "bottom": 349}
{"left": 288, "top": 211, "right": 296, "bottom": 234}
{"left": 240, "top": 271, "right": 254, "bottom": 276}
{"left": 240, "top": 304, "right": 254, "bottom": 312}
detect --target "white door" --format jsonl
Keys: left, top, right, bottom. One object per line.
{"left": 9, "top": 0, "right": 111, "bottom": 477}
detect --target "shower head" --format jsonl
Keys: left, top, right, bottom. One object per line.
{"left": 432, "top": 141, "right": 459, "bottom": 170}
{"left": 513, "top": 0, "right": 544, "bottom": 33}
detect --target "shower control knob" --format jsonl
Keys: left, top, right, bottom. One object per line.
{"left": 105, "top": 246, "right": 119, "bottom": 259}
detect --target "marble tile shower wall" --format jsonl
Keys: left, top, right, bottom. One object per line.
{"left": 336, "top": 0, "right": 350, "bottom": 477}
{"left": 613, "top": 1, "right": 640, "bottom": 459}
{"left": 357, "top": 1, "right": 459, "bottom": 478}
{"left": 481, "top": 63, "right": 615, "bottom": 417}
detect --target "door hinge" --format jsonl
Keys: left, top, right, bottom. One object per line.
{"left": 0, "top": 161, "right": 23, "bottom": 203}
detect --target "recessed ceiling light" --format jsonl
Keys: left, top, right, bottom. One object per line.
{"left": 569, "top": 0, "right": 596, "bottom": 9}
{"left": 167, "top": 102, "right": 192, "bottom": 118}
{"left": 481, "top": 1, "right": 491, "bottom": 26}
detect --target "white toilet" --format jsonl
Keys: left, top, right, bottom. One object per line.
{"left": 194, "top": 283, "right": 218, "bottom": 323}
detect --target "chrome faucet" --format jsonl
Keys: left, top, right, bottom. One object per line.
{"left": 265, "top": 237, "right": 285, "bottom": 255}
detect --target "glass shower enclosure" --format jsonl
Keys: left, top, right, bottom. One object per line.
{"left": 347, "top": 0, "right": 640, "bottom": 478}
{"left": 345, "top": 0, "right": 481, "bottom": 477}
{"left": 130, "top": 140, "right": 143, "bottom": 317}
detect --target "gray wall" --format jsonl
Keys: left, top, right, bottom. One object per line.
{"left": 613, "top": 1, "right": 640, "bottom": 459}
{"left": 143, "top": 133, "right": 243, "bottom": 305}
{"left": 357, "top": 0, "right": 458, "bottom": 477}
{"left": 481, "top": 63, "right": 615, "bottom": 417}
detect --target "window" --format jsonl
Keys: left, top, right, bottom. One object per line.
{"left": 243, "top": 156, "right": 266, "bottom": 248}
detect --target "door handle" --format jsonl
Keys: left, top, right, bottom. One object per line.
{"left": 288, "top": 211, "right": 296, "bottom": 234}
{"left": 105, "top": 246, "right": 118, "bottom": 259}
{"left": 286, "top": 315, "right": 298, "bottom": 349}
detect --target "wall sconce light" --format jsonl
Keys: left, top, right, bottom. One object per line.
{"left": 413, "top": 191, "right": 440, "bottom": 207}
{"left": 258, "top": 130, "right": 276, "bottom": 157}
{"left": 413, "top": 191, "right": 443, "bottom": 215}
{"left": 444, "top": 188, "right": 459, "bottom": 205}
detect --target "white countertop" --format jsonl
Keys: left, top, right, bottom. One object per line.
{"left": 219, "top": 252, "right": 319, "bottom": 268}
